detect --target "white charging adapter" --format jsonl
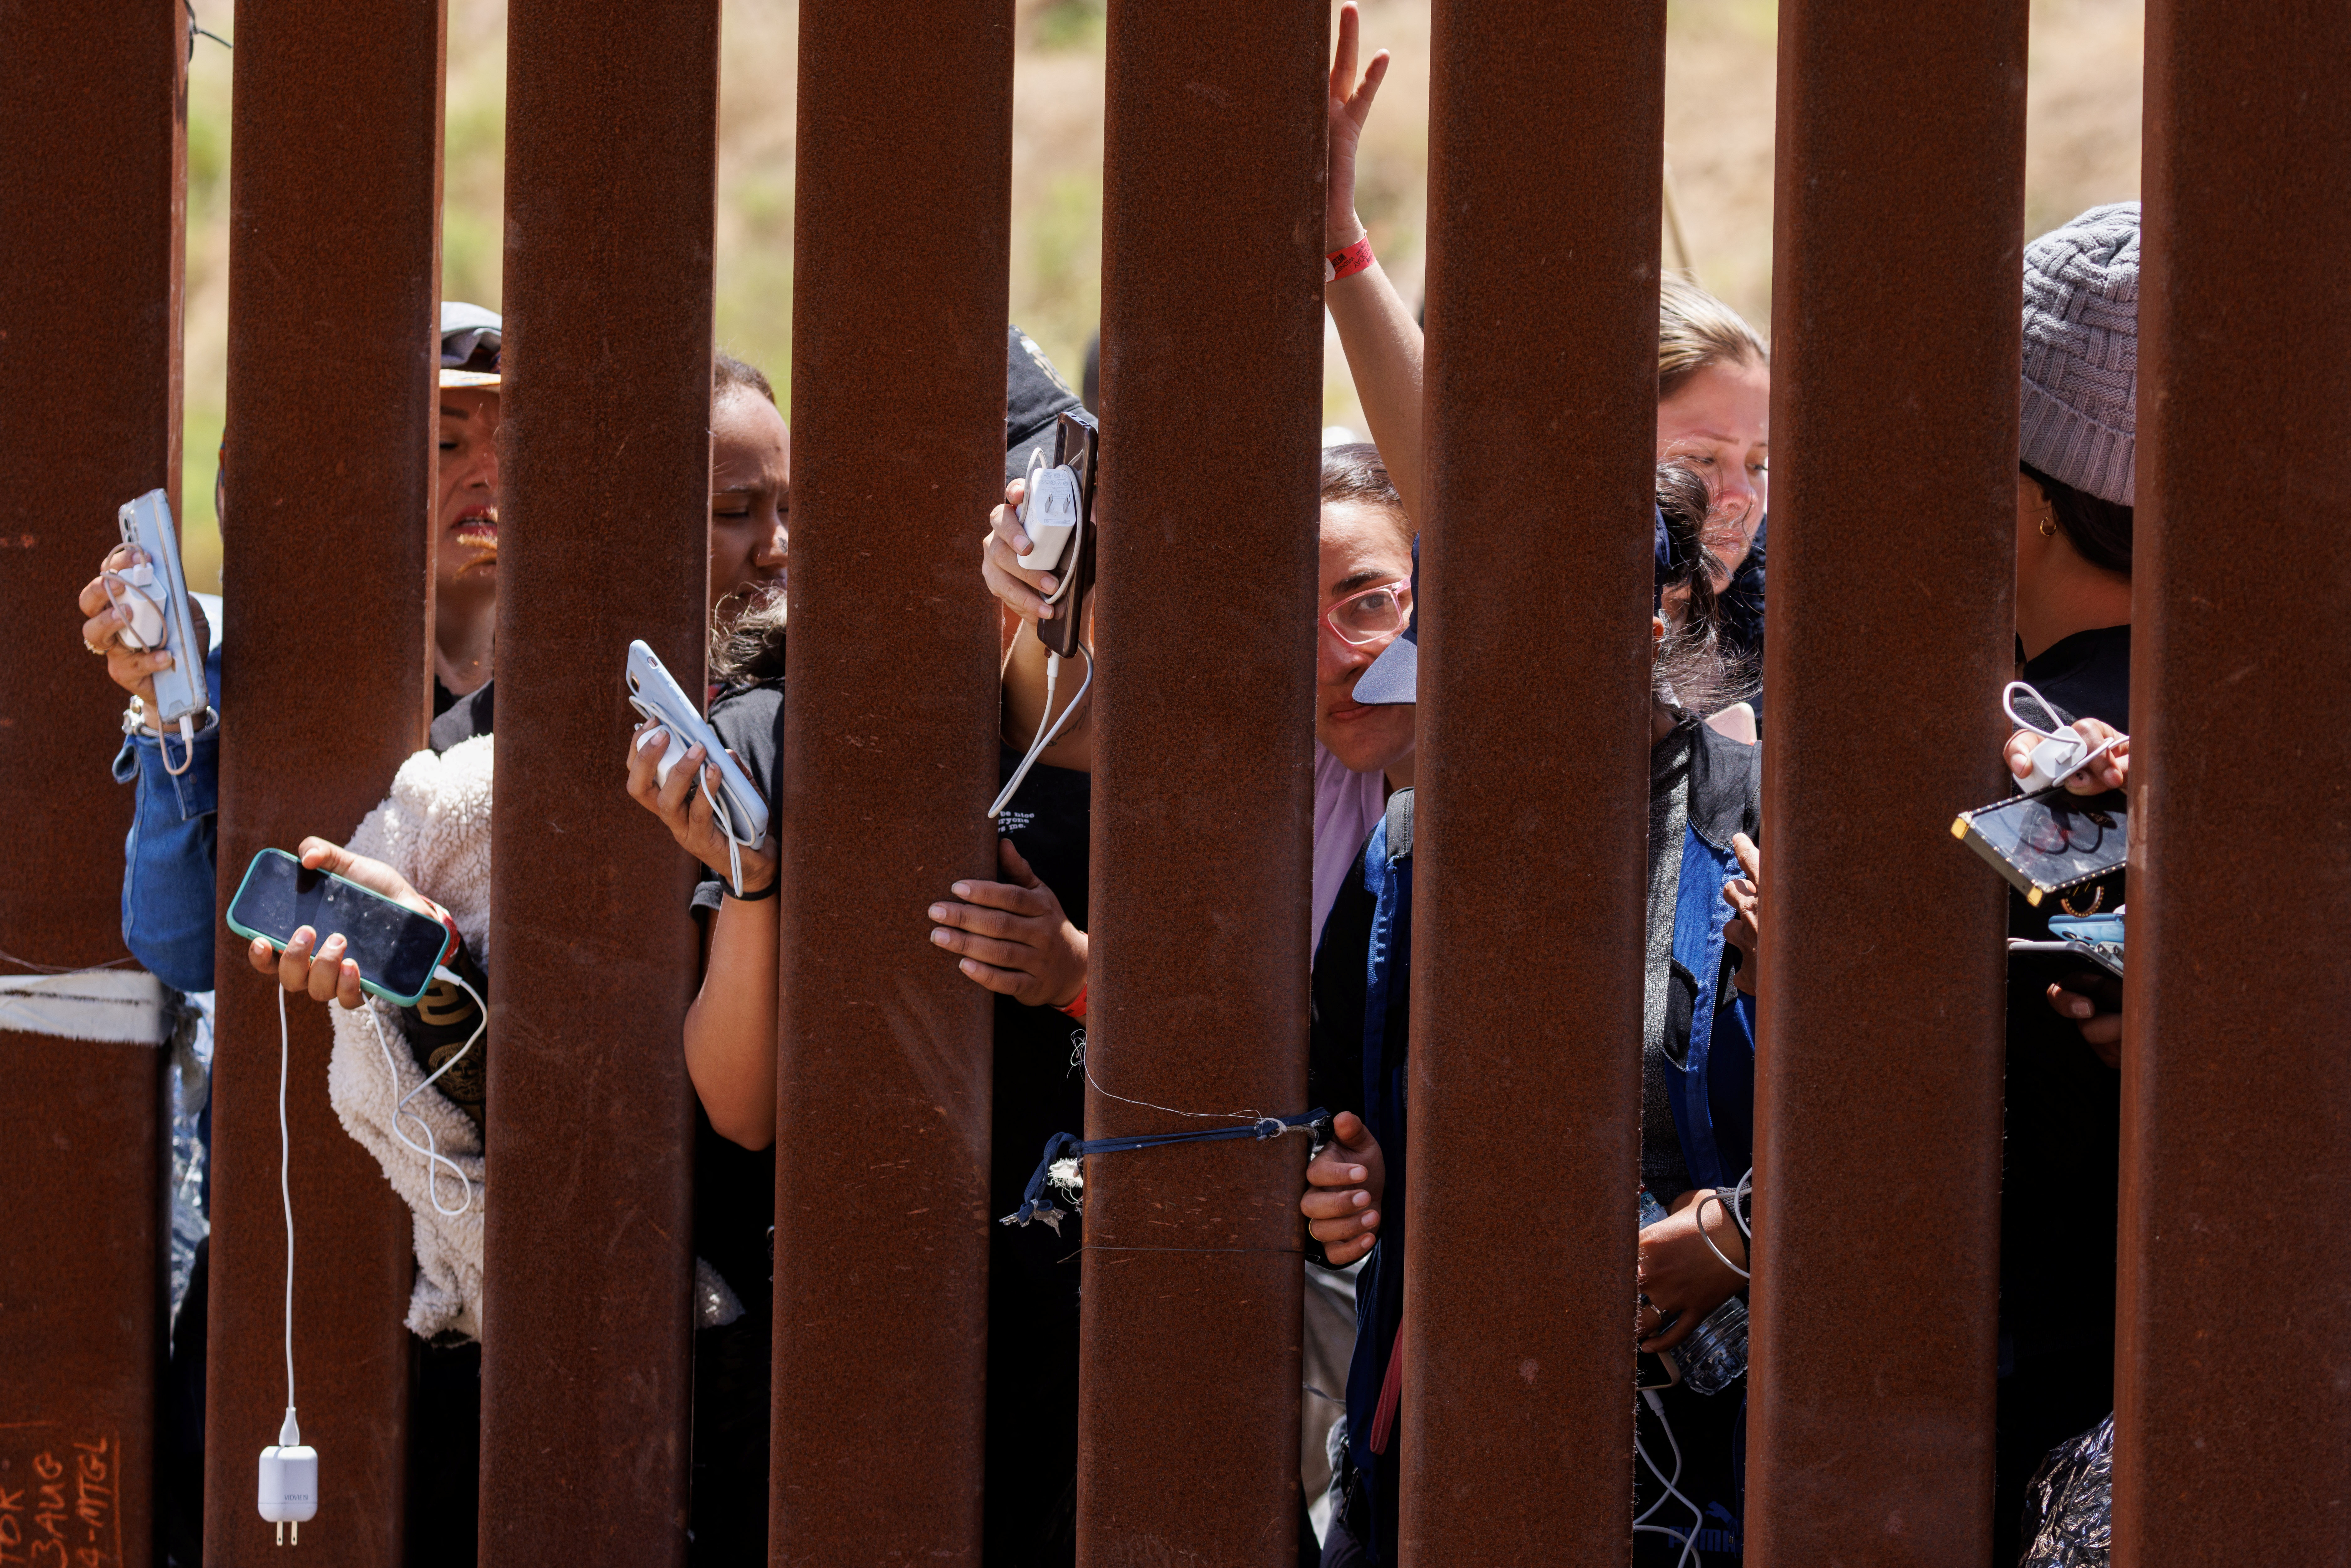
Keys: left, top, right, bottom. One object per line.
{"left": 258, "top": 1408, "right": 318, "bottom": 1545}
{"left": 2004, "top": 680, "right": 2123, "bottom": 792}
{"left": 106, "top": 560, "right": 170, "bottom": 649}
{"left": 1015, "top": 447, "right": 1083, "bottom": 574}
{"left": 259, "top": 988, "right": 319, "bottom": 1545}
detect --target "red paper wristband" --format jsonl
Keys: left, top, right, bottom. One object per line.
{"left": 1325, "top": 237, "right": 1375, "bottom": 283}
{"left": 1057, "top": 984, "right": 1088, "bottom": 1020}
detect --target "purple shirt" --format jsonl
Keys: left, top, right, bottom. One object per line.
{"left": 1313, "top": 741, "right": 1388, "bottom": 954}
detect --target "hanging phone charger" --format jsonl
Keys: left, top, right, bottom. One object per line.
{"left": 258, "top": 1408, "right": 318, "bottom": 1544}
{"left": 1016, "top": 448, "right": 1083, "bottom": 573}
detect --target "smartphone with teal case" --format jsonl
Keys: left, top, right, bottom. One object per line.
{"left": 226, "top": 848, "right": 455, "bottom": 1007}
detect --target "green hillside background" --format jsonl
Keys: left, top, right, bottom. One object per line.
{"left": 175, "top": 0, "right": 2145, "bottom": 590}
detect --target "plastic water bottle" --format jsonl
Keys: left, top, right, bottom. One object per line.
{"left": 1639, "top": 1189, "right": 1749, "bottom": 1396}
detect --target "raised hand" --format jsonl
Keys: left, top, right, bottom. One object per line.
{"left": 1326, "top": 1, "right": 1391, "bottom": 252}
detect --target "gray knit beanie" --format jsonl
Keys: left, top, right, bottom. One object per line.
{"left": 2019, "top": 202, "right": 2140, "bottom": 506}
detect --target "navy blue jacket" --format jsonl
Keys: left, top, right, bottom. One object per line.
{"left": 1307, "top": 722, "right": 1760, "bottom": 1562}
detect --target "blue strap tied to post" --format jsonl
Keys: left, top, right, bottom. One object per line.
{"left": 997, "top": 1109, "right": 1330, "bottom": 1234}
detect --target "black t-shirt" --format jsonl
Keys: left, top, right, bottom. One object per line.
{"left": 2001, "top": 622, "right": 2129, "bottom": 1361}
{"left": 687, "top": 683, "right": 786, "bottom": 1314}
{"left": 983, "top": 744, "right": 1091, "bottom": 1314}
{"left": 690, "top": 681, "right": 785, "bottom": 918}
{"left": 2016, "top": 624, "right": 2129, "bottom": 738}
{"left": 685, "top": 681, "right": 1093, "bottom": 1336}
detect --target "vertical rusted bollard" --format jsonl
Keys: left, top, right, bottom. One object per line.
{"left": 2115, "top": 2, "right": 2351, "bottom": 1560}
{"left": 479, "top": 0, "right": 718, "bottom": 1559}
{"left": 1399, "top": 1, "right": 1663, "bottom": 1560}
{"left": 1747, "top": 0, "right": 2024, "bottom": 1561}
{"left": 1079, "top": 1, "right": 1326, "bottom": 1558}
{"left": 0, "top": 0, "right": 183, "bottom": 1557}
{"left": 771, "top": 1, "right": 1012, "bottom": 1557}
{"left": 206, "top": 0, "right": 445, "bottom": 1560}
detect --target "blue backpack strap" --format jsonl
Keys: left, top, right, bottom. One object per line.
{"left": 1665, "top": 821, "right": 1741, "bottom": 1192}
{"left": 1359, "top": 791, "right": 1413, "bottom": 1151}
{"left": 1346, "top": 793, "right": 1413, "bottom": 1545}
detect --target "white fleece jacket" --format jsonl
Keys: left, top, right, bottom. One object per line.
{"left": 325, "top": 734, "right": 746, "bottom": 1342}
{"left": 329, "top": 735, "right": 494, "bottom": 1341}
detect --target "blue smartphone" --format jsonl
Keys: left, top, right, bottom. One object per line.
{"left": 225, "top": 849, "right": 454, "bottom": 1007}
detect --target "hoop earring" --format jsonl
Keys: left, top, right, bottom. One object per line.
{"left": 2038, "top": 515, "right": 2059, "bottom": 538}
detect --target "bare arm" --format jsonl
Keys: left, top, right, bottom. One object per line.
{"left": 1324, "top": 3, "right": 1426, "bottom": 524}
{"left": 683, "top": 895, "right": 781, "bottom": 1149}
{"left": 622, "top": 723, "right": 784, "bottom": 1147}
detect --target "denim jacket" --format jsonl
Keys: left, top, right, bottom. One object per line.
{"left": 111, "top": 643, "right": 223, "bottom": 995}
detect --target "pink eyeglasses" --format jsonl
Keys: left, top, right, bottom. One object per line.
{"left": 1322, "top": 579, "right": 1412, "bottom": 648}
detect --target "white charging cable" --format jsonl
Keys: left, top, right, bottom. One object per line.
{"left": 1635, "top": 1387, "right": 1706, "bottom": 1568}
{"left": 260, "top": 988, "right": 318, "bottom": 1543}
{"left": 365, "top": 964, "right": 488, "bottom": 1218}
{"left": 276, "top": 988, "right": 297, "bottom": 1413}
{"left": 989, "top": 640, "right": 1092, "bottom": 819}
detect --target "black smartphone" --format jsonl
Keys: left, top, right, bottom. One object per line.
{"left": 1951, "top": 787, "right": 2130, "bottom": 906}
{"left": 1036, "top": 408, "right": 1099, "bottom": 661}
{"left": 225, "top": 848, "right": 453, "bottom": 1007}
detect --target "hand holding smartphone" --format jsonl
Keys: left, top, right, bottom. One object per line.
{"left": 228, "top": 846, "right": 455, "bottom": 1008}
{"left": 1034, "top": 409, "right": 1098, "bottom": 660}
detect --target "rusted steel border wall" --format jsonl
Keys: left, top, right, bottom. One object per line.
{"left": 0, "top": 0, "right": 186, "bottom": 1557}
{"left": 1399, "top": 1, "right": 1665, "bottom": 1560}
{"left": 478, "top": 0, "right": 719, "bottom": 1557}
{"left": 1748, "top": 0, "right": 2025, "bottom": 1560}
{"left": 2115, "top": 1, "right": 2351, "bottom": 1560}
{"left": 206, "top": 0, "right": 447, "bottom": 1562}
{"left": 769, "top": 0, "right": 1012, "bottom": 1558}
{"left": 1076, "top": 0, "right": 1328, "bottom": 1559}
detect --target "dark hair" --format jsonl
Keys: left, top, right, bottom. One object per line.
{"left": 710, "top": 579, "right": 787, "bottom": 685}
{"left": 1654, "top": 459, "right": 1749, "bottom": 715}
{"left": 2021, "top": 462, "right": 2131, "bottom": 575}
{"left": 715, "top": 349, "right": 776, "bottom": 408}
{"left": 707, "top": 349, "right": 785, "bottom": 684}
{"left": 1320, "top": 443, "right": 1411, "bottom": 545}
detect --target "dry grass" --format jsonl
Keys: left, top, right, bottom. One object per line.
{"left": 175, "top": 0, "right": 2143, "bottom": 589}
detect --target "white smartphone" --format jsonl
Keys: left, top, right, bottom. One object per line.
{"left": 623, "top": 640, "right": 770, "bottom": 852}
{"left": 116, "top": 489, "right": 208, "bottom": 726}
